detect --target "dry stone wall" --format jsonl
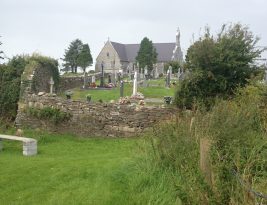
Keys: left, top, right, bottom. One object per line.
{"left": 16, "top": 94, "right": 177, "bottom": 137}
{"left": 58, "top": 73, "right": 101, "bottom": 92}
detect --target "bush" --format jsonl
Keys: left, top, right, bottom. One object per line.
{"left": 0, "top": 54, "right": 59, "bottom": 122}
{"left": 0, "top": 56, "right": 27, "bottom": 121}
{"left": 175, "top": 23, "right": 265, "bottom": 109}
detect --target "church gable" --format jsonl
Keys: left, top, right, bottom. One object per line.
{"left": 95, "top": 41, "right": 122, "bottom": 72}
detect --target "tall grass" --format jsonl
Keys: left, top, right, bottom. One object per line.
{"left": 139, "top": 84, "right": 267, "bottom": 204}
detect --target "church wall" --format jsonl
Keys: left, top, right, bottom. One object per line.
{"left": 95, "top": 42, "right": 122, "bottom": 74}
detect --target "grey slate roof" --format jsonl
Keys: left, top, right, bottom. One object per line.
{"left": 110, "top": 41, "right": 176, "bottom": 62}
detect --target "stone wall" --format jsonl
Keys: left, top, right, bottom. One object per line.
{"left": 58, "top": 73, "right": 101, "bottom": 92}
{"left": 16, "top": 94, "right": 177, "bottom": 137}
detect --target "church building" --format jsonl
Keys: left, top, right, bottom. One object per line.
{"left": 95, "top": 29, "right": 183, "bottom": 75}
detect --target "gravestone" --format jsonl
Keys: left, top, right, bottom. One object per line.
{"left": 118, "top": 73, "right": 121, "bottom": 82}
{"left": 140, "top": 68, "right": 144, "bottom": 79}
{"left": 120, "top": 80, "right": 124, "bottom": 97}
{"left": 108, "top": 74, "right": 112, "bottom": 84}
{"left": 166, "top": 69, "right": 171, "bottom": 88}
{"left": 92, "top": 75, "right": 96, "bottom": 83}
{"left": 155, "top": 64, "right": 159, "bottom": 79}
{"left": 49, "top": 77, "right": 54, "bottom": 94}
{"left": 169, "top": 66, "right": 172, "bottom": 76}
{"left": 132, "top": 71, "right": 137, "bottom": 96}
{"left": 144, "top": 66, "right": 148, "bottom": 79}
{"left": 177, "top": 67, "right": 181, "bottom": 80}
{"left": 100, "top": 62, "right": 105, "bottom": 87}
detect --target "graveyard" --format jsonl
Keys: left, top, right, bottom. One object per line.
{"left": 1, "top": 9, "right": 267, "bottom": 203}
{"left": 62, "top": 78, "right": 176, "bottom": 103}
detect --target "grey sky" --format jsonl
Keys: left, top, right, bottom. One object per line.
{"left": 1, "top": 0, "right": 267, "bottom": 68}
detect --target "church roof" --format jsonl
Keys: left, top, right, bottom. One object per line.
{"left": 110, "top": 41, "right": 176, "bottom": 62}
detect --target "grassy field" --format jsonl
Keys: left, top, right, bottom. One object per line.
{"left": 0, "top": 130, "right": 181, "bottom": 205}
{"left": 61, "top": 78, "right": 176, "bottom": 102}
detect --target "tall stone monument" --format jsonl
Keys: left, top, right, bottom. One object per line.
{"left": 132, "top": 71, "right": 137, "bottom": 96}
{"left": 49, "top": 77, "right": 54, "bottom": 94}
{"left": 171, "top": 28, "right": 183, "bottom": 63}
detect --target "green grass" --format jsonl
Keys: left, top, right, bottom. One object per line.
{"left": 0, "top": 131, "right": 136, "bottom": 205}
{"left": 61, "top": 78, "right": 176, "bottom": 102}
{"left": 0, "top": 130, "right": 181, "bottom": 205}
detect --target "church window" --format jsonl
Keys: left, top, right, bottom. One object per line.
{"left": 107, "top": 52, "right": 110, "bottom": 58}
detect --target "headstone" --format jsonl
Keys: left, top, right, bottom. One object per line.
{"left": 100, "top": 62, "right": 104, "bottom": 87}
{"left": 169, "top": 66, "right": 173, "bottom": 76}
{"left": 118, "top": 73, "right": 121, "bottom": 82}
{"left": 113, "top": 71, "right": 117, "bottom": 84}
{"left": 83, "top": 72, "right": 87, "bottom": 89}
{"left": 49, "top": 77, "right": 54, "bottom": 94}
{"left": 132, "top": 71, "right": 137, "bottom": 96}
{"left": 144, "top": 66, "right": 148, "bottom": 75}
{"left": 155, "top": 64, "right": 159, "bottom": 79}
{"left": 166, "top": 69, "right": 171, "bottom": 88}
{"left": 140, "top": 68, "right": 144, "bottom": 79}
{"left": 120, "top": 80, "right": 124, "bottom": 97}
{"left": 108, "top": 74, "right": 112, "bottom": 84}
{"left": 177, "top": 67, "right": 181, "bottom": 80}
{"left": 144, "top": 66, "right": 148, "bottom": 79}
{"left": 92, "top": 75, "right": 96, "bottom": 83}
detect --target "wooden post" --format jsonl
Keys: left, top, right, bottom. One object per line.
{"left": 200, "top": 138, "right": 212, "bottom": 186}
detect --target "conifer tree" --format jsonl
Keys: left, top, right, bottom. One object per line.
{"left": 136, "top": 37, "right": 157, "bottom": 72}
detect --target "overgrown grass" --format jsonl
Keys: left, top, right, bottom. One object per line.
{"left": 140, "top": 84, "right": 267, "bottom": 204}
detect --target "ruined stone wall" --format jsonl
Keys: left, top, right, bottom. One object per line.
{"left": 16, "top": 94, "right": 176, "bottom": 137}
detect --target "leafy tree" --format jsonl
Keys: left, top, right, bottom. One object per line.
{"left": 77, "top": 44, "right": 93, "bottom": 73}
{"left": 136, "top": 37, "right": 157, "bottom": 72}
{"left": 62, "top": 39, "right": 83, "bottom": 73}
{"left": 175, "top": 23, "right": 265, "bottom": 109}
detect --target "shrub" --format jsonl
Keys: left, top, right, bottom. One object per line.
{"left": 175, "top": 23, "right": 265, "bottom": 109}
{"left": 0, "top": 56, "right": 27, "bottom": 121}
{"left": 0, "top": 54, "right": 59, "bottom": 122}
{"left": 27, "top": 107, "right": 71, "bottom": 124}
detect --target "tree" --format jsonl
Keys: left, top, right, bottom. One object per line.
{"left": 62, "top": 39, "right": 83, "bottom": 73}
{"left": 77, "top": 44, "right": 93, "bottom": 73}
{"left": 175, "top": 23, "right": 265, "bottom": 109}
{"left": 136, "top": 37, "right": 157, "bottom": 72}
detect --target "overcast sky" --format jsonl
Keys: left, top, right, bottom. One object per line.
{"left": 1, "top": 0, "right": 267, "bottom": 68}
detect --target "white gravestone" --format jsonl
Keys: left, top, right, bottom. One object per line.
{"left": 132, "top": 71, "right": 137, "bottom": 96}
{"left": 92, "top": 75, "right": 96, "bottom": 83}
{"left": 49, "top": 77, "right": 54, "bottom": 94}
